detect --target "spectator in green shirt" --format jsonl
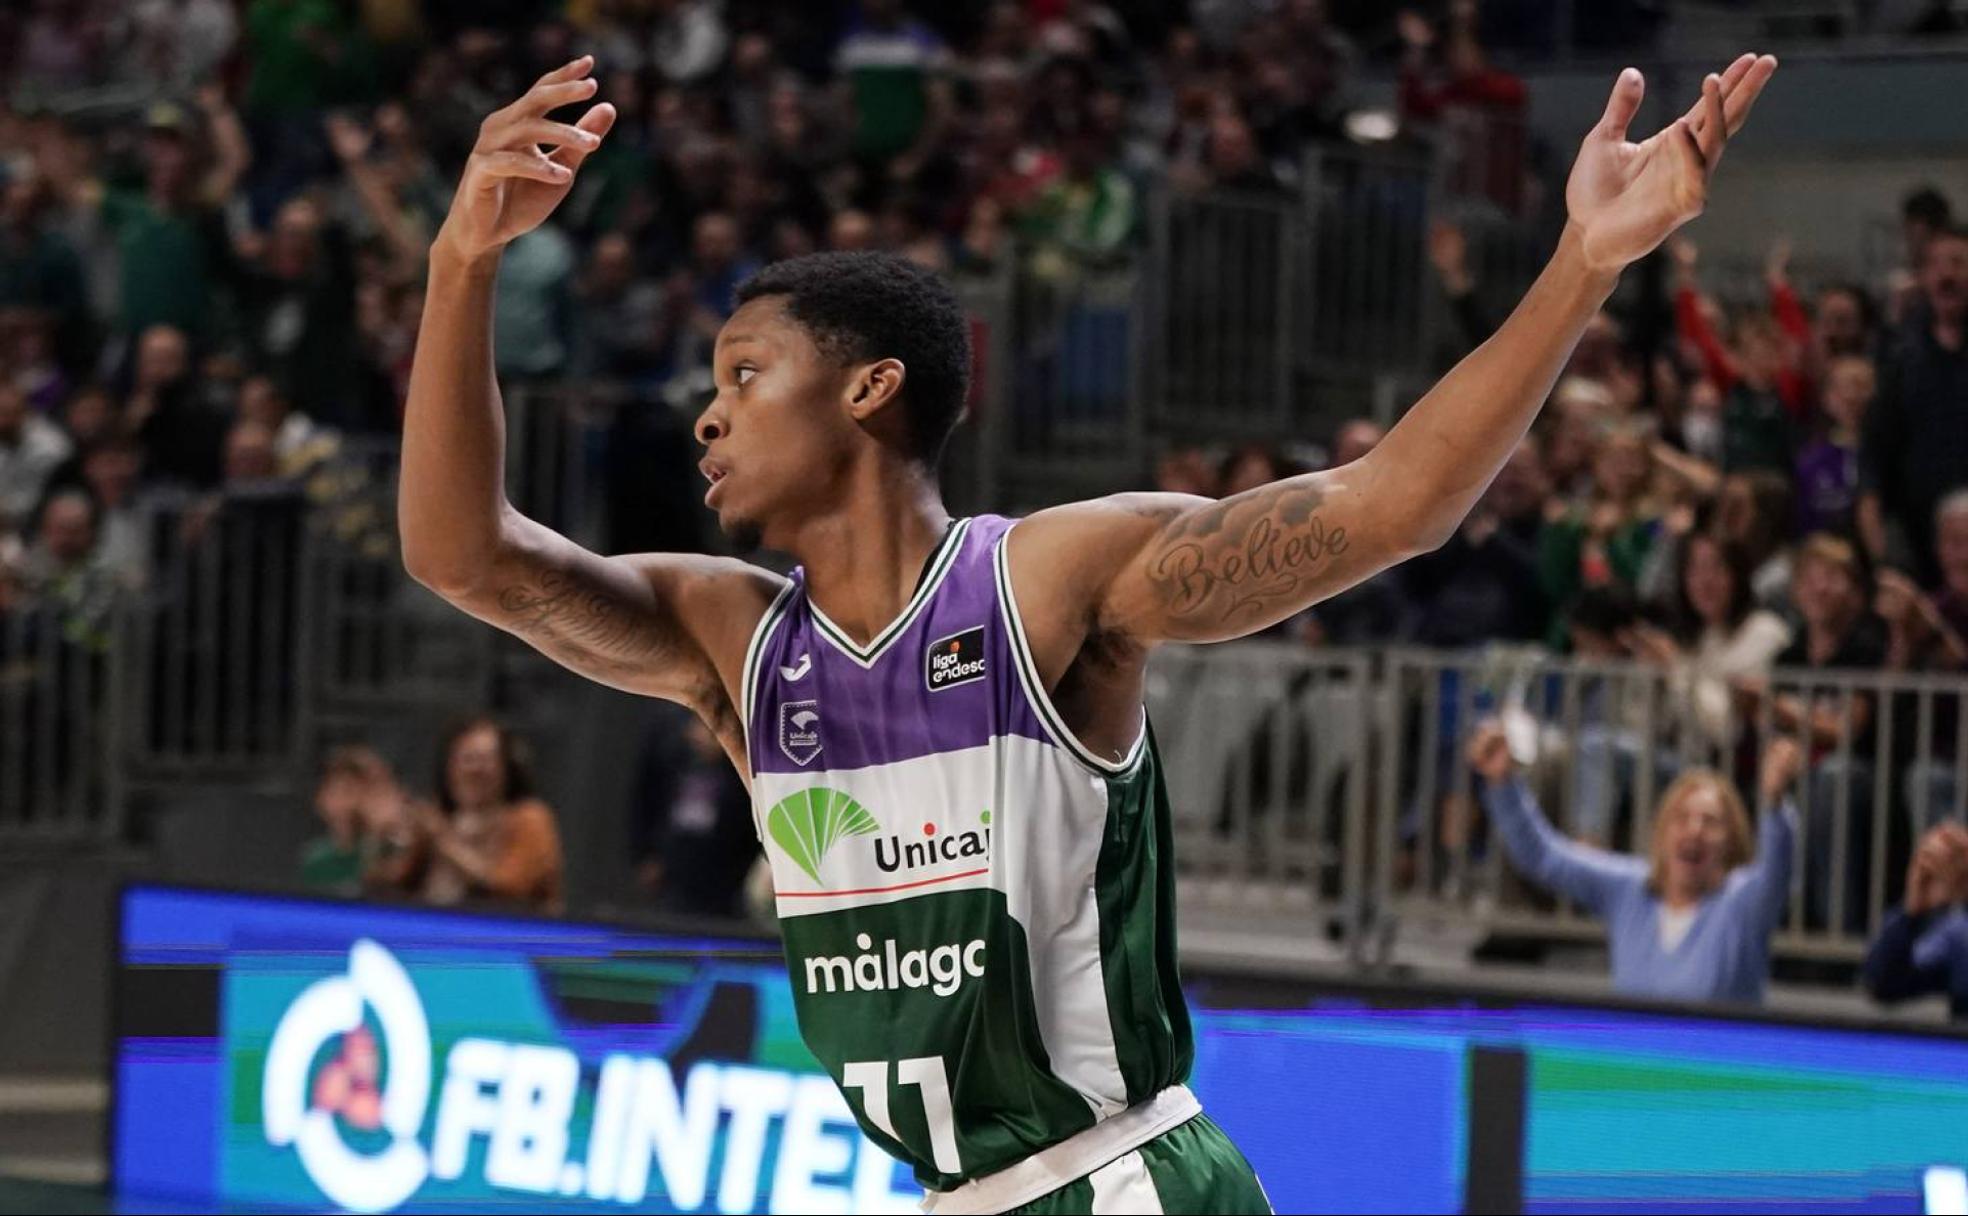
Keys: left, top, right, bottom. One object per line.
{"left": 244, "top": 0, "right": 353, "bottom": 117}
{"left": 1020, "top": 128, "right": 1138, "bottom": 280}
{"left": 51, "top": 91, "right": 250, "bottom": 342}
{"left": 833, "top": 0, "right": 954, "bottom": 177}
{"left": 301, "top": 744, "right": 419, "bottom": 897}
{"left": 1540, "top": 418, "right": 1664, "bottom": 649}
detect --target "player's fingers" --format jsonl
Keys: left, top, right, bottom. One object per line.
{"left": 519, "top": 76, "right": 601, "bottom": 118}
{"left": 478, "top": 59, "right": 598, "bottom": 138}
{"left": 530, "top": 54, "right": 595, "bottom": 92}
{"left": 1685, "top": 54, "right": 1754, "bottom": 130}
{"left": 474, "top": 149, "right": 571, "bottom": 185}
{"left": 501, "top": 118, "right": 602, "bottom": 153}
{"left": 1721, "top": 54, "right": 1778, "bottom": 136}
{"left": 549, "top": 102, "right": 617, "bottom": 170}
{"left": 1716, "top": 51, "right": 1757, "bottom": 94}
{"left": 1597, "top": 67, "right": 1644, "bottom": 140}
{"left": 1695, "top": 74, "right": 1727, "bottom": 171}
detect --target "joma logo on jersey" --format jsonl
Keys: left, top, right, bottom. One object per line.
{"left": 766, "top": 789, "right": 880, "bottom": 883}
{"left": 803, "top": 932, "right": 986, "bottom": 997}
{"left": 924, "top": 627, "right": 986, "bottom": 691}
{"left": 875, "top": 811, "right": 992, "bottom": 874}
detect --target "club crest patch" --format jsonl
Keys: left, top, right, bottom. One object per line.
{"left": 780, "top": 699, "right": 822, "bottom": 766}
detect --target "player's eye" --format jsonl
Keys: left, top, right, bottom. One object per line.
{"left": 736, "top": 365, "right": 757, "bottom": 386}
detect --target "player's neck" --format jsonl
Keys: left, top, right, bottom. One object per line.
{"left": 790, "top": 461, "right": 952, "bottom": 649}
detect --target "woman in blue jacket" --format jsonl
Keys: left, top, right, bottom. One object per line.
{"left": 1467, "top": 724, "right": 1802, "bottom": 1005}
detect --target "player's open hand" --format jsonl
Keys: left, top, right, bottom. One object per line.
{"left": 1566, "top": 53, "right": 1777, "bottom": 274}
{"left": 435, "top": 56, "right": 616, "bottom": 264}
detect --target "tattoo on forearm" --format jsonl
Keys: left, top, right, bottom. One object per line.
{"left": 1146, "top": 486, "right": 1350, "bottom": 624}
{"left": 496, "top": 570, "right": 670, "bottom": 670}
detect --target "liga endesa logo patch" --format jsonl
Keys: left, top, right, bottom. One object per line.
{"left": 924, "top": 627, "right": 986, "bottom": 692}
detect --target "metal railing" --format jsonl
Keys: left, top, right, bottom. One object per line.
{"left": 1150, "top": 642, "right": 1968, "bottom": 966}
{"left": 11, "top": 484, "right": 1967, "bottom": 974}
{"left": 1147, "top": 187, "right": 1302, "bottom": 435}
{"left": 0, "top": 598, "right": 124, "bottom": 840}
{"left": 1299, "top": 144, "right": 1442, "bottom": 387}
{"left": 125, "top": 484, "right": 312, "bottom": 779}
{"left": 0, "top": 390, "right": 589, "bottom": 840}
{"left": 1147, "top": 644, "right": 1373, "bottom": 941}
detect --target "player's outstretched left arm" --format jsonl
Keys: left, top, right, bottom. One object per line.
{"left": 1014, "top": 54, "right": 1777, "bottom": 650}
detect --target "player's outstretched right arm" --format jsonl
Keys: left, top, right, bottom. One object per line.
{"left": 400, "top": 58, "right": 781, "bottom": 726}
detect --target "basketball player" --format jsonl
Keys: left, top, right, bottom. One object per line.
{"left": 402, "top": 52, "right": 1776, "bottom": 1214}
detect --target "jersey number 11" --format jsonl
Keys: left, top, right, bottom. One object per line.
{"left": 842, "top": 1056, "right": 962, "bottom": 1175}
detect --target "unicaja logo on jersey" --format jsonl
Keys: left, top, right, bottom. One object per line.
{"left": 767, "top": 788, "right": 881, "bottom": 882}
{"left": 262, "top": 939, "right": 433, "bottom": 1214}
{"left": 875, "top": 812, "right": 992, "bottom": 874}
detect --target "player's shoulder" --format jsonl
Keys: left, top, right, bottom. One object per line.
{"left": 617, "top": 551, "right": 790, "bottom": 661}
{"left": 1010, "top": 491, "right": 1204, "bottom": 557}
{"left": 1001, "top": 491, "right": 1203, "bottom": 610}
{"left": 620, "top": 551, "right": 789, "bottom": 604}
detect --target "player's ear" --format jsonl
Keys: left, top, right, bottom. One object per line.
{"left": 844, "top": 358, "right": 907, "bottom": 424}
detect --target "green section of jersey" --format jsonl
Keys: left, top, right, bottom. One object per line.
{"left": 777, "top": 738, "right": 1193, "bottom": 1192}
{"left": 781, "top": 886, "right": 1096, "bottom": 1191}
{"left": 1093, "top": 727, "right": 1193, "bottom": 1107}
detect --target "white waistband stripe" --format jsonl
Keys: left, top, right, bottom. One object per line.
{"left": 919, "top": 1086, "right": 1201, "bottom": 1216}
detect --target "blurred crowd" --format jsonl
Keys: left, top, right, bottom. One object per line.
{"left": 1173, "top": 184, "right": 1968, "bottom": 958}
{"left": 304, "top": 714, "right": 566, "bottom": 914}
{"left": 0, "top": 0, "right": 1551, "bottom": 613}
{"left": 1160, "top": 187, "right": 1968, "bottom": 667}
{"left": 2, "top": 1, "right": 1967, "bottom": 994}
{"left": 305, "top": 706, "right": 761, "bottom": 921}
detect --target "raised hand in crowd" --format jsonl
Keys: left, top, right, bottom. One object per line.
{"left": 1467, "top": 718, "right": 1516, "bottom": 785}
{"left": 1621, "top": 621, "right": 1683, "bottom": 667}
{"left": 1669, "top": 234, "right": 1699, "bottom": 288}
{"left": 1427, "top": 218, "right": 1473, "bottom": 296}
{"left": 1756, "top": 734, "right": 1806, "bottom": 807}
{"left": 1764, "top": 234, "right": 1793, "bottom": 290}
{"left": 1905, "top": 822, "right": 1968, "bottom": 916}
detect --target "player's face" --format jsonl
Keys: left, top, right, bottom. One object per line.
{"left": 697, "top": 297, "right": 860, "bottom": 550}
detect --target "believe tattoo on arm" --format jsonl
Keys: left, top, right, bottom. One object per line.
{"left": 1063, "top": 463, "right": 1394, "bottom": 648}
{"left": 1144, "top": 483, "right": 1352, "bottom": 627}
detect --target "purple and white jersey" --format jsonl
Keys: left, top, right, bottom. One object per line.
{"left": 741, "top": 515, "right": 1193, "bottom": 1200}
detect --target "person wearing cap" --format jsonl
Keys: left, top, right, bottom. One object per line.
{"left": 43, "top": 85, "right": 248, "bottom": 339}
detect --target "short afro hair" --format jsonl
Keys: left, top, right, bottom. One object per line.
{"left": 734, "top": 252, "right": 971, "bottom": 466}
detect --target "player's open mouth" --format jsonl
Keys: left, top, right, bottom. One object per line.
{"left": 700, "top": 458, "right": 729, "bottom": 506}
